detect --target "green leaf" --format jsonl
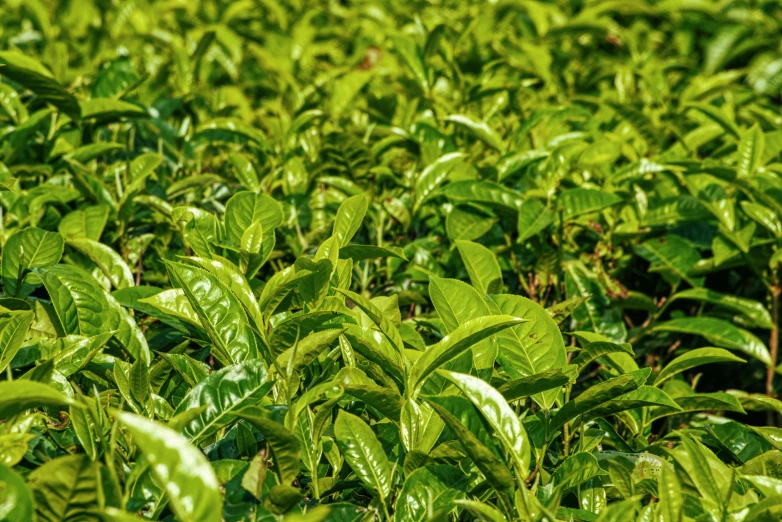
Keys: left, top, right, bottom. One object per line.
{"left": 685, "top": 102, "right": 740, "bottom": 138}
{"left": 685, "top": 174, "right": 735, "bottom": 231}
{"left": 446, "top": 115, "right": 505, "bottom": 152}
{"left": 488, "top": 294, "right": 568, "bottom": 409}
{"left": 651, "top": 392, "right": 746, "bottom": 419}
{"left": 28, "top": 455, "right": 100, "bottom": 522}
{"left": 330, "top": 70, "right": 372, "bottom": 116}
{"left": 338, "top": 244, "right": 407, "bottom": 261}
{"left": 552, "top": 452, "right": 606, "bottom": 491}
{"left": 0, "top": 51, "right": 80, "bottom": 118}
{"left": 654, "top": 348, "right": 745, "bottom": 385}
{"left": 400, "top": 398, "right": 444, "bottom": 454}
{"left": 518, "top": 199, "right": 555, "bottom": 243}
{"left": 634, "top": 235, "right": 704, "bottom": 288}
{"left": 429, "top": 397, "right": 514, "bottom": 502}
{"left": 414, "top": 152, "right": 467, "bottom": 211}
{"left": 229, "top": 153, "right": 261, "bottom": 192}
{"left": 738, "top": 124, "right": 765, "bottom": 177}
{"left": 408, "top": 315, "right": 523, "bottom": 394}
{"left": 332, "top": 194, "right": 369, "bottom": 247}
{"left": 2, "top": 227, "right": 64, "bottom": 297}
{"left": 740, "top": 201, "right": 782, "bottom": 238}
{"left": 564, "top": 261, "right": 627, "bottom": 342}
{"left": 58, "top": 205, "right": 110, "bottom": 241}
{"left": 392, "top": 34, "right": 430, "bottom": 93}
{"left": 498, "top": 367, "right": 577, "bottom": 401}
{"left": 583, "top": 386, "right": 681, "bottom": 422}
{"left": 344, "top": 384, "right": 404, "bottom": 423}
{"left": 117, "top": 412, "right": 222, "bottom": 522}
{"left": 224, "top": 191, "right": 282, "bottom": 259}
{"left": 32, "top": 265, "right": 112, "bottom": 336}
{"left": 337, "top": 289, "right": 403, "bottom": 354}
{"left": 182, "top": 256, "right": 264, "bottom": 330}
{"left": 669, "top": 435, "right": 730, "bottom": 510}
{"left": 440, "top": 370, "right": 531, "bottom": 479}
{"left": 454, "top": 499, "right": 507, "bottom": 522}
{"left": 194, "top": 117, "right": 265, "bottom": 145}
{"left": 447, "top": 204, "right": 496, "bottom": 242}
{"left": 334, "top": 411, "right": 393, "bottom": 499}
{"left": 67, "top": 238, "right": 135, "bottom": 290}
{"left": 165, "top": 261, "right": 258, "bottom": 365}
{"left": 550, "top": 373, "right": 639, "bottom": 432}
{"left": 429, "top": 275, "right": 496, "bottom": 370}
{"left": 559, "top": 188, "right": 622, "bottom": 220}
{"left": 38, "top": 265, "right": 149, "bottom": 362}
{"left": 129, "top": 356, "right": 149, "bottom": 405}
{"left": 425, "top": 398, "right": 515, "bottom": 497}
{"left": 237, "top": 412, "right": 302, "bottom": 485}
{"left": 70, "top": 399, "right": 98, "bottom": 461}
{"left": 79, "top": 98, "right": 148, "bottom": 122}
{"left": 175, "top": 360, "right": 272, "bottom": 441}
{"left": 423, "top": 394, "right": 501, "bottom": 458}
{"left": 572, "top": 342, "right": 634, "bottom": 369}
{"left": 0, "top": 463, "right": 33, "bottom": 522}
{"left": 394, "top": 465, "right": 468, "bottom": 522}
{"left": 668, "top": 288, "right": 774, "bottom": 329}
{"left": 440, "top": 180, "right": 523, "bottom": 211}
{"left": 652, "top": 317, "right": 771, "bottom": 366}
{"left": 454, "top": 240, "right": 502, "bottom": 295}
{"left": 0, "top": 311, "right": 34, "bottom": 373}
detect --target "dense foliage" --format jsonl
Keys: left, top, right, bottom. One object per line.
{"left": 2, "top": 0, "right": 782, "bottom": 520}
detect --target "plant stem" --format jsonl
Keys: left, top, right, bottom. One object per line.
{"left": 766, "top": 284, "right": 780, "bottom": 399}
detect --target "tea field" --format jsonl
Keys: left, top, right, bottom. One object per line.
{"left": 1, "top": 1, "right": 782, "bottom": 521}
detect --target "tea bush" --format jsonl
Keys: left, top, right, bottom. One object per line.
{"left": 1, "top": 1, "right": 782, "bottom": 521}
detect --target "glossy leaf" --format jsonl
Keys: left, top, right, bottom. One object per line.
{"left": 334, "top": 411, "right": 393, "bottom": 499}
{"left": 175, "top": 360, "right": 271, "bottom": 441}
{"left": 117, "top": 412, "right": 222, "bottom": 522}
{"left": 440, "top": 370, "right": 531, "bottom": 479}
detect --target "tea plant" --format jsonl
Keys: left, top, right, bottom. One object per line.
{"left": 1, "top": 0, "right": 782, "bottom": 521}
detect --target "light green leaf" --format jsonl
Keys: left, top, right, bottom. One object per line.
{"left": 165, "top": 261, "right": 258, "bottom": 365}
{"left": 58, "top": 205, "right": 110, "bottom": 241}
{"left": 454, "top": 240, "right": 502, "bottom": 295}
{"left": 446, "top": 115, "right": 505, "bottom": 152}
{"left": 559, "top": 188, "right": 622, "bottom": 221}
{"left": 498, "top": 367, "right": 577, "bottom": 401}
{"left": 175, "top": 360, "right": 271, "bottom": 441}
{"left": 0, "top": 311, "right": 33, "bottom": 374}
{"left": 117, "top": 412, "right": 222, "bottom": 522}
{"left": 552, "top": 452, "right": 606, "bottom": 491}
{"left": 0, "top": 51, "right": 80, "bottom": 118}
{"left": 67, "top": 238, "right": 135, "bottom": 290}
{"left": 550, "top": 373, "right": 639, "bottom": 432}
{"left": 332, "top": 194, "right": 369, "bottom": 247}
{"left": 2, "top": 227, "right": 64, "bottom": 297}
{"left": 738, "top": 124, "right": 765, "bottom": 177}
{"left": 440, "top": 370, "right": 531, "bottom": 479}
{"left": 394, "top": 465, "right": 468, "bottom": 522}
{"left": 334, "top": 410, "right": 393, "bottom": 499}
{"left": 28, "top": 455, "right": 100, "bottom": 522}
{"left": 408, "top": 315, "right": 523, "bottom": 394}
{"left": 655, "top": 348, "right": 745, "bottom": 386}
{"left": 0, "top": 462, "right": 33, "bottom": 522}
{"left": 425, "top": 398, "right": 515, "bottom": 497}
{"left": 237, "top": 411, "right": 302, "bottom": 485}
{"left": 79, "top": 98, "right": 147, "bottom": 121}
{"left": 488, "top": 294, "right": 568, "bottom": 409}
